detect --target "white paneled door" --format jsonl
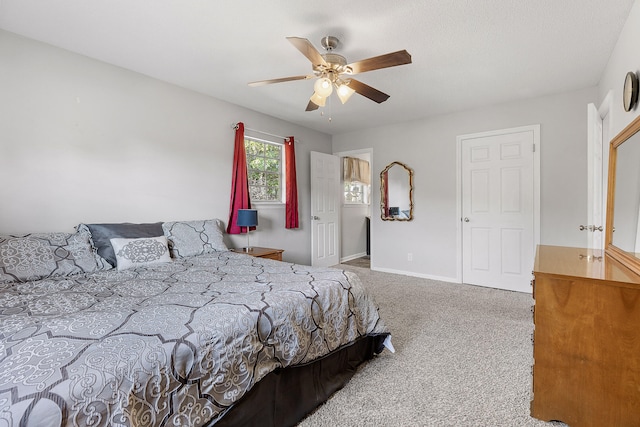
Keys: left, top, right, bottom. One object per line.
{"left": 310, "top": 151, "right": 340, "bottom": 267}
{"left": 460, "top": 126, "right": 539, "bottom": 293}
{"left": 587, "top": 95, "right": 611, "bottom": 250}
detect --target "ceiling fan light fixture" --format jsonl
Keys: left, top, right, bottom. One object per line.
{"left": 310, "top": 92, "right": 327, "bottom": 107}
{"left": 314, "top": 77, "right": 333, "bottom": 97}
{"left": 337, "top": 83, "right": 356, "bottom": 104}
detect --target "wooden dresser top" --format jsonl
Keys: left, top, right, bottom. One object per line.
{"left": 534, "top": 245, "right": 640, "bottom": 285}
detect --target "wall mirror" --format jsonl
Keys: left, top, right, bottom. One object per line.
{"left": 380, "top": 161, "right": 414, "bottom": 221}
{"left": 605, "top": 114, "right": 640, "bottom": 276}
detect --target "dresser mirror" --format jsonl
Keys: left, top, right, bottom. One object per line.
{"left": 605, "top": 114, "right": 640, "bottom": 275}
{"left": 380, "top": 161, "right": 414, "bottom": 221}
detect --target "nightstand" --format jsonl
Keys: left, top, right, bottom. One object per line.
{"left": 230, "top": 247, "right": 284, "bottom": 261}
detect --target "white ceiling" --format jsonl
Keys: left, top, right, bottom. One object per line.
{"left": 0, "top": 0, "right": 635, "bottom": 135}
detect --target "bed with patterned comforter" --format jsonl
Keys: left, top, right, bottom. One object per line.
{"left": 0, "top": 223, "right": 388, "bottom": 427}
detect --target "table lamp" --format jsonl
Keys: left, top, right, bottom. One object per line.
{"left": 236, "top": 209, "right": 258, "bottom": 252}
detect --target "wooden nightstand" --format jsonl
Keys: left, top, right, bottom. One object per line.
{"left": 230, "top": 247, "right": 284, "bottom": 261}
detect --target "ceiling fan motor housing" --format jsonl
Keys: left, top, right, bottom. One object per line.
{"left": 315, "top": 52, "right": 351, "bottom": 78}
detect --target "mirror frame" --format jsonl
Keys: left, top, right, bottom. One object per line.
{"left": 380, "top": 161, "right": 414, "bottom": 221}
{"left": 605, "top": 113, "right": 640, "bottom": 276}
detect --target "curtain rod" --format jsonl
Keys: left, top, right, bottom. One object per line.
{"left": 231, "top": 123, "right": 293, "bottom": 142}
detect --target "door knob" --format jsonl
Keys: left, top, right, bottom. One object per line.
{"left": 311, "top": 216, "right": 320, "bottom": 220}
{"left": 464, "top": 217, "right": 470, "bottom": 222}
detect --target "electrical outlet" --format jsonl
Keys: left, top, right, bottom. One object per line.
{"left": 407, "top": 253, "right": 413, "bottom": 261}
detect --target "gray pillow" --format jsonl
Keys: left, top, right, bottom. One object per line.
{"left": 162, "top": 219, "right": 227, "bottom": 258}
{"left": 0, "top": 230, "right": 102, "bottom": 283}
{"left": 79, "top": 222, "right": 164, "bottom": 267}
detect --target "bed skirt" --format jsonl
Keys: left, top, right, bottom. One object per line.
{"left": 212, "top": 333, "right": 389, "bottom": 427}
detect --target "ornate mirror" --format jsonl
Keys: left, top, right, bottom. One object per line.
{"left": 380, "top": 161, "right": 414, "bottom": 221}
{"left": 605, "top": 114, "right": 640, "bottom": 275}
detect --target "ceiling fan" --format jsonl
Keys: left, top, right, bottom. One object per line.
{"left": 248, "top": 36, "right": 412, "bottom": 111}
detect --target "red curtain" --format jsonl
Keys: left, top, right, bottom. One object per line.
{"left": 285, "top": 136, "right": 299, "bottom": 229}
{"left": 227, "top": 122, "right": 254, "bottom": 234}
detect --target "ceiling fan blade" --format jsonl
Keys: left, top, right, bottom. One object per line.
{"left": 347, "top": 79, "right": 390, "bottom": 103}
{"left": 347, "top": 50, "right": 412, "bottom": 74}
{"left": 305, "top": 99, "right": 320, "bottom": 111}
{"left": 286, "top": 37, "right": 328, "bottom": 67}
{"left": 248, "top": 75, "right": 314, "bottom": 87}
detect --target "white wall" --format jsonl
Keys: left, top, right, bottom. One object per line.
{"left": 333, "top": 87, "right": 596, "bottom": 281}
{"left": 0, "top": 30, "right": 332, "bottom": 265}
{"left": 598, "top": 0, "right": 640, "bottom": 135}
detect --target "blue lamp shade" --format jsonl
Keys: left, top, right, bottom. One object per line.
{"left": 237, "top": 209, "right": 258, "bottom": 228}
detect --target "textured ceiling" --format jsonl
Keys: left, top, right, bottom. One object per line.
{"left": 0, "top": 0, "right": 635, "bottom": 135}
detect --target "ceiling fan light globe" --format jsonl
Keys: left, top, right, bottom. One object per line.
{"left": 337, "top": 84, "right": 356, "bottom": 104}
{"left": 314, "top": 78, "right": 333, "bottom": 97}
{"left": 310, "top": 92, "right": 327, "bottom": 107}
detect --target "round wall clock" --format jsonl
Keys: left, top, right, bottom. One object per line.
{"left": 623, "top": 71, "right": 638, "bottom": 112}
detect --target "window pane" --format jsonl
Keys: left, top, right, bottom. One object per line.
{"left": 249, "top": 157, "right": 265, "bottom": 171}
{"left": 265, "top": 158, "right": 279, "bottom": 172}
{"left": 249, "top": 171, "right": 265, "bottom": 186}
{"left": 249, "top": 186, "right": 261, "bottom": 200}
{"left": 245, "top": 141, "right": 260, "bottom": 156}
{"left": 265, "top": 144, "right": 281, "bottom": 158}
{"left": 266, "top": 173, "right": 279, "bottom": 187}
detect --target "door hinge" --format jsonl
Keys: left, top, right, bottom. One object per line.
{"left": 532, "top": 144, "right": 536, "bottom": 153}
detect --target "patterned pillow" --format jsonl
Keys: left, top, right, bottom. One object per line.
{"left": 162, "top": 219, "right": 228, "bottom": 258}
{"left": 0, "top": 231, "right": 102, "bottom": 283}
{"left": 109, "top": 236, "right": 172, "bottom": 271}
{"left": 78, "top": 222, "right": 164, "bottom": 267}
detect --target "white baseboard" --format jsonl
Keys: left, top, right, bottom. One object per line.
{"left": 370, "top": 266, "right": 459, "bottom": 284}
{"left": 340, "top": 252, "right": 368, "bottom": 263}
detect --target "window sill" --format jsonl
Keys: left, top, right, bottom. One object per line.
{"left": 252, "top": 201, "right": 285, "bottom": 209}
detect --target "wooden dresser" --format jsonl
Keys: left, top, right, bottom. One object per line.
{"left": 230, "top": 247, "right": 284, "bottom": 261}
{"left": 531, "top": 245, "right": 640, "bottom": 426}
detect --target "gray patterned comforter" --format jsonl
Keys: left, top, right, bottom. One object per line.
{"left": 0, "top": 251, "right": 387, "bottom": 426}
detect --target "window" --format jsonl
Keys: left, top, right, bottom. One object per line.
{"left": 344, "top": 181, "right": 369, "bottom": 204}
{"left": 245, "top": 137, "right": 283, "bottom": 202}
{"left": 342, "top": 156, "right": 370, "bottom": 205}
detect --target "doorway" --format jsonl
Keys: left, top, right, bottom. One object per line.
{"left": 334, "top": 149, "right": 373, "bottom": 268}
{"left": 457, "top": 125, "right": 540, "bottom": 293}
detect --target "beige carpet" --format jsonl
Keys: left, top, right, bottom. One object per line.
{"left": 298, "top": 265, "right": 565, "bottom": 427}
{"left": 341, "top": 256, "right": 370, "bottom": 268}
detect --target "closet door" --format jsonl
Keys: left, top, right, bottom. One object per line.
{"left": 460, "top": 126, "right": 539, "bottom": 293}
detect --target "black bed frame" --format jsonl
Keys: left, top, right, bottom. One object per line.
{"left": 210, "top": 334, "right": 388, "bottom": 427}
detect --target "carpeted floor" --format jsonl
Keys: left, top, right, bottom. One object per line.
{"left": 298, "top": 265, "right": 565, "bottom": 427}
{"left": 341, "top": 256, "right": 370, "bottom": 268}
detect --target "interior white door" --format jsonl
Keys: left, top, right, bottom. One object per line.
{"left": 586, "top": 96, "right": 611, "bottom": 250}
{"left": 587, "top": 103, "right": 604, "bottom": 249}
{"left": 461, "top": 128, "right": 537, "bottom": 293}
{"left": 310, "top": 151, "right": 340, "bottom": 267}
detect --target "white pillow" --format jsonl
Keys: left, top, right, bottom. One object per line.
{"left": 109, "top": 236, "right": 172, "bottom": 271}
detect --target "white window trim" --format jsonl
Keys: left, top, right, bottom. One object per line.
{"left": 245, "top": 136, "right": 285, "bottom": 204}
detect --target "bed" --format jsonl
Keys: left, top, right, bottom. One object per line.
{"left": 0, "top": 220, "right": 389, "bottom": 426}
